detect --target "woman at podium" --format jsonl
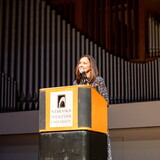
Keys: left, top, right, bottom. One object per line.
{"left": 73, "top": 55, "right": 112, "bottom": 160}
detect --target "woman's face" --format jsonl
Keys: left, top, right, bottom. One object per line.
{"left": 78, "top": 57, "right": 91, "bottom": 73}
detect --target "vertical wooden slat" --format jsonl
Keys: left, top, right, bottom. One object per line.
{"left": 0, "top": 0, "right": 3, "bottom": 70}
{"left": 33, "top": 0, "right": 40, "bottom": 109}
{"left": 155, "top": 21, "right": 159, "bottom": 56}
{"left": 10, "top": 0, "right": 16, "bottom": 78}
{"left": 114, "top": 0, "right": 119, "bottom": 55}
{"left": 140, "top": 63, "right": 144, "bottom": 101}
{"left": 77, "top": 31, "right": 80, "bottom": 62}
{"left": 46, "top": 6, "right": 51, "bottom": 88}
{"left": 158, "top": 58, "right": 160, "bottom": 99}
{"left": 51, "top": 10, "right": 56, "bottom": 87}
{"left": 127, "top": 62, "right": 131, "bottom": 102}
{"left": 143, "top": 63, "right": 146, "bottom": 101}
{"left": 16, "top": 0, "right": 22, "bottom": 103}
{"left": 1, "top": 73, "right": 4, "bottom": 111}
{"left": 102, "top": 50, "right": 106, "bottom": 80}
{"left": 109, "top": 54, "right": 114, "bottom": 103}
{"left": 117, "top": 57, "right": 121, "bottom": 103}
{"left": 21, "top": 0, "right": 28, "bottom": 110}
{"left": 145, "top": 62, "right": 149, "bottom": 100}
{"left": 85, "top": 38, "right": 89, "bottom": 54}
{"left": 7, "top": 77, "right": 11, "bottom": 111}
{"left": 121, "top": 58, "right": 125, "bottom": 102}
{"left": 148, "top": 15, "right": 152, "bottom": 56}
{"left": 89, "top": 41, "right": 93, "bottom": 57}
{"left": 151, "top": 61, "right": 155, "bottom": 100}
{"left": 126, "top": 0, "right": 132, "bottom": 59}
{"left": 72, "top": 28, "right": 76, "bottom": 82}
{"left": 67, "top": 23, "right": 71, "bottom": 85}
{"left": 148, "top": 61, "right": 152, "bottom": 100}
{"left": 98, "top": 47, "right": 102, "bottom": 76}
{"left": 106, "top": 52, "right": 110, "bottom": 101}
{"left": 154, "top": 59, "right": 158, "bottom": 100}
{"left": 3, "top": 0, "right": 10, "bottom": 74}
{"left": 134, "top": 63, "right": 137, "bottom": 101}
{"left": 113, "top": 56, "right": 117, "bottom": 103}
{"left": 40, "top": 1, "right": 46, "bottom": 88}
{"left": 28, "top": 0, "right": 34, "bottom": 109}
{"left": 131, "top": 62, "right": 134, "bottom": 102}
{"left": 152, "top": 18, "right": 155, "bottom": 57}
{"left": 124, "top": 61, "right": 128, "bottom": 102}
{"left": 137, "top": 63, "right": 140, "bottom": 101}
{"left": 62, "top": 20, "right": 66, "bottom": 86}
{"left": 57, "top": 15, "right": 62, "bottom": 86}
{"left": 94, "top": 44, "right": 97, "bottom": 61}
{"left": 120, "top": 0, "right": 126, "bottom": 58}
{"left": 81, "top": 35, "right": 85, "bottom": 56}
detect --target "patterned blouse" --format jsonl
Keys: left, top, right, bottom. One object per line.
{"left": 73, "top": 76, "right": 109, "bottom": 102}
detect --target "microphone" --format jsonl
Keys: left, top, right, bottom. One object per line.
{"left": 80, "top": 69, "right": 86, "bottom": 77}
{"left": 80, "top": 69, "right": 88, "bottom": 84}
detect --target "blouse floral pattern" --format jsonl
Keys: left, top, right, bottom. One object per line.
{"left": 73, "top": 76, "right": 109, "bottom": 102}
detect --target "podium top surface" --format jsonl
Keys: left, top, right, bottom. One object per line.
{"left": 40, "top": 85, "right": 94, "bottom": 91}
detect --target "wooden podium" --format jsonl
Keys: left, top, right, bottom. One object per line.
{"left": 39, "top": 85, "right": 108, "bottom": 160}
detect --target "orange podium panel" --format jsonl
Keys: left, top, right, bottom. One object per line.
{"left": 39, "top": 85, "right": 108, "bottom": 134}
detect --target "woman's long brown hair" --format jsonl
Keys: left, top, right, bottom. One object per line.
{"left": 75, "top": 55, "right": 99, "bottom": 84}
